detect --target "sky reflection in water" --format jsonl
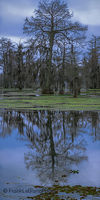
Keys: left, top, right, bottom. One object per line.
{"left": 0, "top": 110, "right": 100, "bottom": 199}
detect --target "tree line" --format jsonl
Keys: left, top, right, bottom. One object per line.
{"left": 0, "top": 0, "right": 100, "bottom": 96}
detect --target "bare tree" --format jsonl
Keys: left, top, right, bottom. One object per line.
{"left": 16, "top": 43, "right": 24, "bottom": 90}
{"left": 0, "top": 38, "right": 15, "bottom": 88}
{"left": 88, "top": 35, "right": 100, "bottom": 89}
{"left": 23, "top": 0, "right": 87, "bottom": 93}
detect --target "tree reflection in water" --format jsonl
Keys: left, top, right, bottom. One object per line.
{"left": 24, "top": 110, "right": 99, "bottom": 185}
{"left": 0, "top": 109, "right": 100, "bottom": 185}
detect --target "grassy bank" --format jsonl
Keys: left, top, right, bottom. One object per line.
{"left": 0, "top": 90, "right": 100, "bottom": 110}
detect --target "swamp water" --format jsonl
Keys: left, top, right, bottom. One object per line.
{"left": 0, "top": 110, "right": 100, "bottom": 200}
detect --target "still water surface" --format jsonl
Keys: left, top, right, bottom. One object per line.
{"left": 0, "top": 109, "right": 100, "bottom": 199}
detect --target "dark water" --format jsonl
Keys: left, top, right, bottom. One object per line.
{"left": 0, "top": 109, "right": 100, "bottom": 199}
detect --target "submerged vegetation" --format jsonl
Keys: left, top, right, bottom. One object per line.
{"left": 27, "top": 185, "right": 100, "bottom": 200}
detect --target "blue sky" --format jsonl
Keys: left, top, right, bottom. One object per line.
{"left": 0, "top": 0, "right": 100, "bottom": 42}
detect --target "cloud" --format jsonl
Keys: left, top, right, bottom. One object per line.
{"left": 0, "top": 0, "right": 37, "bottom": 37}
{"left": 0, "top": 0, "right": 36, "bottom": 22}
{"left": 69, "top": 0, "right": 100, "bottom": 25}
{"left": 73, "top": 9, "right": 100, "bottom": 26}
{"left": 1, "top": 0, "right": 100, "bottom": 26}
{"left": 0, "top": 0, "right": 100, "bottom": 38}
{"left": 1, "top": 5, "right": 34, "bottom": 20}
{"left": 6, "top": 36, "right": 27, "bottom": 43}
{"left": 0, "top": 34, "right": 27, "bottom": 43}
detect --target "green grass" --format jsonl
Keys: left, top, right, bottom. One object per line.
{"left": 84, "top": 88, "right": 100, "bottom": 95}
{"left": 0, "top": 92, "right": 100, "bottom": 111}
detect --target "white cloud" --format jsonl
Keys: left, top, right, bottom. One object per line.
{"left": 8, "top": 36, "right": 27, "bottom": 43}
{"left": 0, "top": 35, "right": 27, "bottom": 43}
